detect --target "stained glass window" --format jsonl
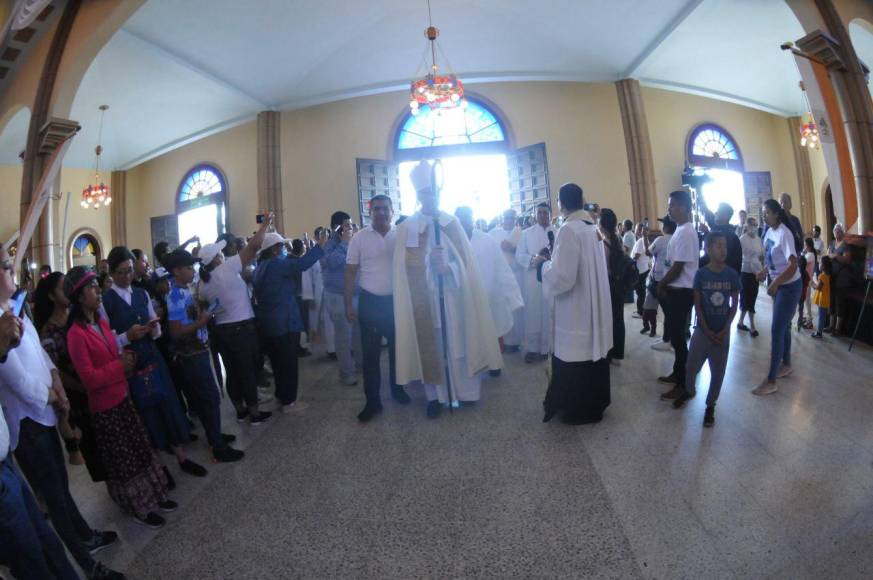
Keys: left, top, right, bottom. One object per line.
{"left": 72, "top": 235, "right": 95, "bottom": 258}
{"left": 178, "top": 167, "right": 224, "bottom": 203}
{"left": 687, "top": 124, "right": 743, "bottom": 170}
{"left": 397, "top": 100, "right": 506, "bottom": 151}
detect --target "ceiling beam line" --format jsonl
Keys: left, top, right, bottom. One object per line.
{"left": 620, "top": 0, "right": 706, "bottom": 79}
{"left": 119, "top": 28, "right": 269, "bottom": 108}
{"left": 638, "top": 77, "right": 796, "bottom": 117}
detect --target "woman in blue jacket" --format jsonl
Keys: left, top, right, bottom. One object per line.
{"left": 253, "top": 231, "right": 327, "bottom": 412}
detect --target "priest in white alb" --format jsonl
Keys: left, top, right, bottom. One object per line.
{"left": 488, "top": 209, "right": 524, "bottom": 351}
{"left": 393, "top": 162, "right": 503, "bottom": 419}
{"left": 515, "top": 202, "right": 554, "bottom": 363}
{"left": 541, "top": 183, "right": 613, "bottom": 425}
{"left": 454, "top": 206, "right": 524, "bottom": 376}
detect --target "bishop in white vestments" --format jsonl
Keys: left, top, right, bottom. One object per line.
{"left": 489, "top": 209, "right": 524, "bottom": 350}
{"left": 541, "top": 183, "right": 613, "bottom": 425}
{"left": 393, "top": 162, "right": 503, "bottom": 418}
{"left": 515, "top": 203, "right": 554, "bottom": 363}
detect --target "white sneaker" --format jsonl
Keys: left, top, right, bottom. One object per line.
{"left": 257, "top": 388, "right": 274, "bottom": 404}
{"left": 631, "top": 312, "right": 642, "bottom": 319}
{"left": 281, "top": 401, "right": 309, "bottom": 414}
{"left": 651, "top": 341, "right": 673, "bottom": 352}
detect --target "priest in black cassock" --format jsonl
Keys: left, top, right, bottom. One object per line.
{"left": 541, "top": 183, "right": 613, "bottom": 424}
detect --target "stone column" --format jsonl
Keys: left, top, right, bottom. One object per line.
{"left": 615, "top": 79, "right": 658, "bottom": 224}
{"left": 787, "top": 116, "right": 817, "bottom": 231}
{"left": 257, "top": 110, "right": 284, "bottom": 235}
{"left": 110, "top": 170, "right": 127, "bottom": 247}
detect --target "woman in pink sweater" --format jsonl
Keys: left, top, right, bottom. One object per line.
{"left": 65, "top": 267, "right": 177, "bottom": 529}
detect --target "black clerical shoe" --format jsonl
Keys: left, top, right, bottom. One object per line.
{"left": 391, "top": 385, "right": 411, "bottom": 405}
{"left": 542, "top": 403, "right": 558, "bottom": 423}
{"left": 178, "top": 459, "right": 207, "bottom": 477}
{"left": 213, "top": 446, "right": 244, "bottom": 463}
{"left": 426, "top": 400, "right": 443, "bottom": 419}
{"left": 357, "top": 405, "right": 383, "bottom": 423}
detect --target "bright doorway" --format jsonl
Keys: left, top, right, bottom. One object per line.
{"left": 699, "top": 168, "right": 745, "bottom": 224}
{"left": 398, "top": 154, "right": 510, "bottom": 223}
{"left": 178, "top": 203, "right": 224, "bottom": 248}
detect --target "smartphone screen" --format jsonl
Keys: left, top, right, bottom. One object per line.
{"left": 256, "top": 214, "right": 265, "bottom": 224}
{"left": 11, "top": 290, "right": 26, "bottom": 318}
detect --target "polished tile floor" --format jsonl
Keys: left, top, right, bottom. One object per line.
{"left": 50, "top": 300, "right": 873, "bottom": 578}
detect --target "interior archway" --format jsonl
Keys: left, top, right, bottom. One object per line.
{"left": 67, "top": 228, "right": 102, "bottom": 270}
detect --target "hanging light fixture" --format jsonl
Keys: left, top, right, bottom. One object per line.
{"left": 81, "top": 104, "right": 111, "bottom": 209}
{"left": 408, "top": 0, "right": 465, "bottom": 116}
{"left": 796, "top": 81, "right": 820, "bottom": 150}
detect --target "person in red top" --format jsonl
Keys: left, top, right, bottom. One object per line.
{"left": 65, "top": 267, "right": 177, "bottom": 529}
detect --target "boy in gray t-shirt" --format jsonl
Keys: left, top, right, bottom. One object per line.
{"left": 672, "top": 232, "right": 741, "bottom": 427}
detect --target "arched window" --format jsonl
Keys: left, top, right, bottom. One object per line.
{"left": 69, "top": 231, "right": 101, "bottom": 269}
{"left": 176, "top": 164, "right": 227, "bottom": 246}
{"left": 687, "top": 123, "right": 743, "bottom": 171}
{"left": 394, "top": 98, "right": 508, "bottom": 162}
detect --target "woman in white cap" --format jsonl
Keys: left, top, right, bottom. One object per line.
{"left": 252, "top": 230, "right": 328, "bottom": 412}
{"left": 198, "top": 216, "right": 272, "bottom": 424}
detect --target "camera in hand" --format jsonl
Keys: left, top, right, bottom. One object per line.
{"left": 256, "top": 214, "right": 266, "bottom": 224}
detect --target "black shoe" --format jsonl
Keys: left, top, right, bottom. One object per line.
{"left": 161, "top": 465, "right": 176, "bottom": 491}
{"left": 327, "top": 352, "right": 337, "bottom": 360}
{"left": 542, "top": 402, "right": 558, "bottom": 423}
{"left": 390, "top": 386, "right": 411, "bottom": 405}
{"left": 88, "top": 561, "right": 125, "bottom": 580}
{"left": 660, "top": 386, "right": 684, "bottom": 401}
{"left": 649, "top": 329, "right": 657, "bottom": 337}
{"left": 297, "top": 348, "right": 312, "bottom": 358}
{"left": 488, "top": 369, "right": 502, "bottom": 377}
{"left": 672, "top": 391, "right": 694, "bottom": 409}
{"left": 213, "top": 446, "right": 245, "bottom": 463}
{"left": 657, "top": 374, "right": 678, "bottom": 385}
{"left": 85, "top": 530, "right": 119, "bottom": 555}
{"left": 178, "top": 459, "right": 207, "bottom": 477}
{"left": 158, "top": 499, "right": 178, "bottom": 513}
{"left": 811, "top": 332, "right": 823, "bottom": 339}
{"left": 249, "top": 411, "right": 272, "bottom": 425}
{"left": 737, "top": 323, "right": 750, "bottom": 332}
{"left": 703, "top": 405, "right": 715, "bottom": 427}
{"left": 221, "top": 433, "right": 237, "bottom": 444}
{"left": 133, "top": 512, "right": 165, "bottom": 529}
{"left": 750, "top": 330, "right": 759, "bottom": 338}
{"left": 524, "top": 352, "right": 537, "bottom": 364}
{"left": 357, "top": 405, "right": 383, "bottom": 422}
{"left": 235, "top": 409, "right": 249, "bottom": 423}
{"left": 640, "top": 327, "right": 650, "bottom": 334}
{"left": 426, "top": 400, "right": 443, "bottom": 419}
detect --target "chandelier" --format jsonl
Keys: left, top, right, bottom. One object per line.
{"left": 81, "top": 104, "right": 111, "bottom": 209}
{"left": 796, "top": 80, "right": 819, "bottom": 150}
{"left": 409, "top": 0, "right": 465, "bottom": 116}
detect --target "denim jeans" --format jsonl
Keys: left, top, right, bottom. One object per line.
{"left": 178, "top": 349, "right": 226, "bottom": 450}
{"left": 14, "top": 419, "right": 97, "bottom": 573}
{"left": 358, "top": 290, "right": 397, "bottom": 408}
{"left": 769, "top": 279, "right": 802, "bottom": 381}
{"left": 0, "top": 456, "right": 79, "bottom": 580}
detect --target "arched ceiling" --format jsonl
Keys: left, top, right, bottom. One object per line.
{"left": 848, "top": 19, "right": 873, "bottom": 100}
{"left": 23, "top": 0, "right": 819, "bottom": 170}
{"left": 0, "top": 106, "right": 29, "bottom": 165}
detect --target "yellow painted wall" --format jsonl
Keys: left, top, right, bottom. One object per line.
{"left": 123, "top": 81, "right": 802, "bottom": 247}
{"left": 57, "top": 167, "right": 111, "bottom": 267}
{"left": 643, "top": 86, "right": 799, "bottom": 218}
{"left": 125, "top": 121, "right": 258, "bottom": 252}
{"left": 0, "top": 164, "right": 22, "bottom": 243}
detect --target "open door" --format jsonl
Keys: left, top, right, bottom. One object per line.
{"left": 507, "top": 142, "right": 550, "bottom": 217}
{"left": 356, "top": 158, "right": 401, "bottom": 226}
{"left": 743, "top": 171, "right": 772, "bottom": 225}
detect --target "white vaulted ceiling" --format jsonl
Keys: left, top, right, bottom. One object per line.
{"left": 2, "top": 0, "right": 823, "bottom": 170}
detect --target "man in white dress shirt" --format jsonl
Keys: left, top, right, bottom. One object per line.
{"left": 489, "top": 209, "right": 524, "bottom": 351}
{"left": 515, "top": 203, "right": 554, "bottom": 363}
{"left": 541, "top": 183, "right": 613, "bottom": 424}
{"left": 345, "top": 195, "right": 411, "bottom": 422}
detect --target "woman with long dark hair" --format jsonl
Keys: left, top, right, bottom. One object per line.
{"left": 752, "top": 199, "right": 801, "bottom": 396}
{"left": 598, "top": 209, "right": 626, "bottom": 365}
{"left": 65, "top": 267, "right": 176, "bottom": 529}
{"left": 34, "top": 272, "right": 100, "bottom": 474}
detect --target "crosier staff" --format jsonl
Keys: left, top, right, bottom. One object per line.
{"left": 430, "top": 160, "right": 455, "bottom": 413}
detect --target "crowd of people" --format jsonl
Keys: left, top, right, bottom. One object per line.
{"left": 0, "top": 156, "right": 862, "bottom": 578}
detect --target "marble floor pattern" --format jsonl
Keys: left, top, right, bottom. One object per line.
{"left": 41, "top": 299, "right": 873, "bottom": 578}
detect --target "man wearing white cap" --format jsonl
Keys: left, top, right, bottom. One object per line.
{"left": 198, "top": 216, "right": 273, "bottom": 424}
{"left": 393, "top": 161, "right": 502, "bottom": 418}
{"left": 253, "top": 231, "right": 327, "bottom": 412}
